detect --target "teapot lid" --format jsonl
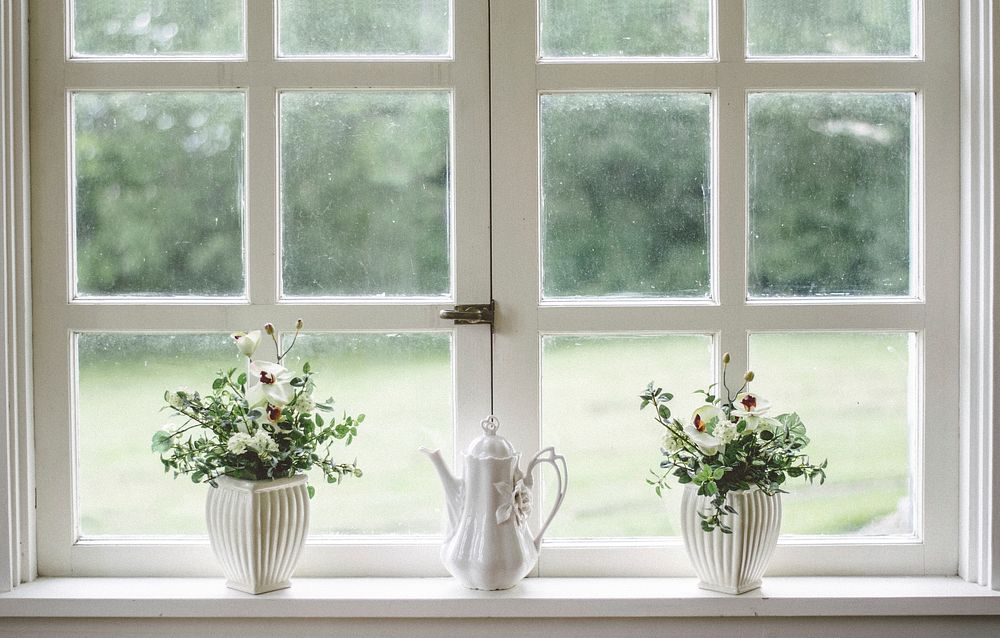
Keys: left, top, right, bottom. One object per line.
{"left": 465, "top": 416, "right": 517, "bottom": 459}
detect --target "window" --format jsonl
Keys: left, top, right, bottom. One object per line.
{"left": 27, "top": 0, "right": 960, "bottom": 577}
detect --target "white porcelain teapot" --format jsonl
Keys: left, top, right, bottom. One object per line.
{"left": 420, "top": 416, "right": 568, "bottom": 590}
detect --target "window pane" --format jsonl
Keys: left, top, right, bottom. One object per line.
{"left": 281, "top": 92, "right": 451, "bottom": 298}
{"left": 74, "top": 92, "right": 245, "bottom": 297}
{"left": 278, "top": 0, "right": 450, "bottom": 57}
{"left": 749, "top": 332, "right": 914, "bottom": 536}
{"left": 541, "top": 334, "right": 713, "bottom": 537}
{"left": 282, "top": 332, "right": 453, "bottom": 535}
{"left": 747, "top": 0, "right": 913, "bottom": 57}
{"left": 77, "top": 333, "right": 242, "bottom": 536}
{"left": 539, "top": 0, "right": 710, "bottom": 58}
{"left": 73, "top": 0, "right": 243, "bottom": 57}
{"left": 77, "top": 331, "right": 452, "bottom": 537}
{"left": 541, "top": 93, "right": 711, "bottom": 299}
{"left": 748, "top": 92, "right": 912, "bottom": 298}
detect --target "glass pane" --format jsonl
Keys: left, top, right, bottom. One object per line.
{"left": 78, "top": 333, "right": 242, "bottom": 536}
{"left": 541, "top": 93, "right": 711, "bottom": 299}
{"left": 747, "top": 0, "right": 913, "bottom": 57}
{"left": 748, "top": 92, "right": 912, "bottom": 298}
{"left": 77, "top": 331, "right": 452, "bottom": 537}
{"left": 749, "top": 332, "right": 914, "bottom": 536}
{"left": 73, "top": 0, "right": 243, "bottom": 57}
{"left": 541, "top": 334, "right": 713, "bottom": 537}
{"left": 281, "top": 92, "right": 451, "bottom": 297}
{"left": 283, "top": 332, "right": 453, "bottom": 535}
{"left": 539, "top": 0, "right": 710, "bottom": 58}
{"left": 278, "top": 0, "right": 450, "bottom": 57}
{"left": 74, "top": 92, "right": 245, "bottom": 297}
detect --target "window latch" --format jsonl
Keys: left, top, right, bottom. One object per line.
{"left": 439, "top": 301, "right": 495, "bottom": 326}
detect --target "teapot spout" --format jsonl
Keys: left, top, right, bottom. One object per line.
{"left": 419, "top": 447, "right": 463, "bottom": 533}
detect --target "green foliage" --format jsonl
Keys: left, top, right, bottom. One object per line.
{"left": 639, "top": 358, "right": 827, "bottom": 533}
{"left": 153, "top": 323, "right": 364, "bottom": 493}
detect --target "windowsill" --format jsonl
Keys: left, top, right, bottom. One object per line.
{"left": 1, "top": 577, "right": 998, "bottom": 618}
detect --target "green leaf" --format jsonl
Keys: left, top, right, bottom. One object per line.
{"left": 212, "top": 377, "right": 225, "bottom": 390}
{"left": 307, "top": 485, "right": 316, "bottom": 499}
{"left": 237, "top": 372, "right": 247, "bottom": 386}
{"left": 151, "top": 430, "right": 173, "bottom": 453}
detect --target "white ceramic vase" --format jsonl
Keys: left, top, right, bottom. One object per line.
{"left": 205, "top": 474, "right": 310, "bottom": 594}
{"left": 680, "top": 484, "right": 781, "bottom": 594}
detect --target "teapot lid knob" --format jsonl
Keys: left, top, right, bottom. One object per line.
{"left": 481, "top": 415, "right": 501, "bottom": 435}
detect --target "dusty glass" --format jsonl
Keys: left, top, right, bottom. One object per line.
{"left": 77, "top": 333, "right": 242, "bottom": 536}
{"left": 278, "top": 0, "right": 450, "bottom": 57}
{"left": 72, "top": 0, "right": 243, "bottom": 57}
{"left": 281, "top": 91, "right": 451, "bottom": 298}
{"left": 749, "top": 332, "right": 915, "bottom": 536}
{"left": 539, "top": 0, "right": 710, "bottom": 58}
{"left": 748, "top": 92, "right": 912, "bottom": 298}
{"left": 283, "top": 332, "right": 453, "bottom": 535}
{"left": 541, "top": 92, "right": 711, "bottom": 299}
{"left": 541, "top": 334, "right": 713, "bottom": 537}
{"left": 73, "top": 92, "right": 245, "bottom": 297}
{"left": 747, "top": 0, "right": 913, "bottom": 57}
{"left": 76, "top": 331, "right": 453, "bottom": 537}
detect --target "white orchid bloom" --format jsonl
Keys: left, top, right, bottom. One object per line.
{"left": 231, "top": 330, "right": 262, "bottom": 358}
{"left": 683, "top": 421, "right": 725, "bottom": 456}
{"left": 691, "top": 404, "right": 726, "bottom": 434}
{"left": 731, "top": 393, "right": 771, "bottom": 418}
{"left": 246, "top": 360, "right": 295, "bottom": 408}
{"left": 731, "top": 393, "right": 781, "bottom": 433}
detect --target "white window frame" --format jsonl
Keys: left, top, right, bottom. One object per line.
{"left": 493, "top": 0, "right": 958, "bottom": 576}
{"left": 0, "top": 0, "right": 997, "bottom": 587}
{"left": 24, "top": 0, "right": 493, "bottom": 577}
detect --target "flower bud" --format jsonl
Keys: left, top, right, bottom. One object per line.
{"left": 295, "top": 318, "right": 304, "bottom": 330}
{"left": 722, "top": 352, "right": 731, "bottom": 365}
{"left": 744, "top": 370, "right": 755, "bottom": 382}
{"left": 264, "top": 323, "right": 275, "bottom": 336}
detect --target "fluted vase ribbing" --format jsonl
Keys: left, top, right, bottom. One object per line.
{"left": 205, "top": 474, "right": 310, "bottom": 594}
{"left": 680, "top": 484, "right": 781, "bottom": 594}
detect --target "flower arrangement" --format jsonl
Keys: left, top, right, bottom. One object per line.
{"left": 152, "top": 320, "right": 364, "bottom": 496}
{"left": 639, "top": 353, "right": 827, "bottom": 533}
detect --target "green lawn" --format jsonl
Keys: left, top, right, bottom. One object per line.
{"left": 77, "top": 332, "right": 913, "bottom": 538}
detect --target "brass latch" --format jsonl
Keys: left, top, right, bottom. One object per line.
{"left": 439, "top": 301, "right": 495, "bottom": 326}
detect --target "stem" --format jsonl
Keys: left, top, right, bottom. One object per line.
{"left": 279, "top": 324, "right": 302, "bottom": 362}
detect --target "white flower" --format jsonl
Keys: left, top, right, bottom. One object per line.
{"left": 231, "top": 330, "right": 262, "bottom": 358}
{"left": 732, "top": 393, "right": 771, "bottom": 418}
{"left": 495, "top": 479, "right": 533, "bottom": 526}
{"left": 691, "top": 405, "right": 725, "bottom": 434}
{"left": 291, "top": 394, "right": 316, "bottom": 414}
{"left": 715, "top": 420, "right": 739, "bottom": 444}
{"left": 227, "top": 432, "right": 253, "bottom": 455}
{"left": 731, "top": 393, "right": 780, "bottom": 433}
{"left": 683, "top": 422, "right": 725, "bottom": 456}
{"left": 250, "top": 430, "right": 279, "bottom": 456}
{"left": 246, "top": 361, "right": 295, "bottom": 408}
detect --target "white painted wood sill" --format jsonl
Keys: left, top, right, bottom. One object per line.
{"left": 1, "top": 577, "right": 998, "bottom": 618}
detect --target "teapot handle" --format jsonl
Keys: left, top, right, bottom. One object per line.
{"left": 525, "top": 447, "right": 568, "bottom": 551}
